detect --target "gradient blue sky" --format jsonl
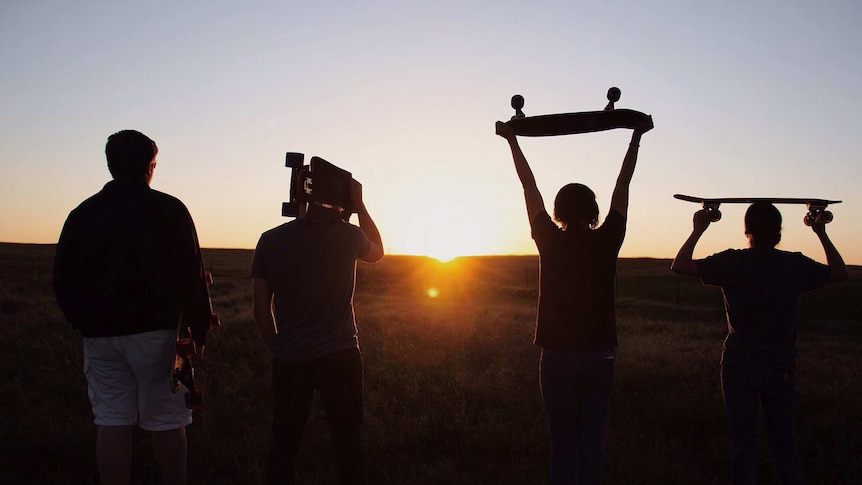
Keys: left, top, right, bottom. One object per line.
{"left": 2, "top": 1, "right": 860, "bottom": 263}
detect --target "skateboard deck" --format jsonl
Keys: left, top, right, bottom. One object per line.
{"left": 505, "top": 87, "right": 652, "bottom": 137}
{"left": 282, "top": 152, "right": 355, "bottom": 220}
{"left": 674, "top": 194, "right": 841, "bottom": 225}
{"left": 172, "top": 270, "right": 221, "bottom": 410}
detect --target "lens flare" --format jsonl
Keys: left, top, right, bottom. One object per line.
{"left": 426, "top": 287, "right": 440, "bottom": 298}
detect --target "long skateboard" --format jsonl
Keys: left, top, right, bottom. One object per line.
{"left": 172, "top": 271, "right": 221, "bottom": 410}
{"left": 673, "top": 194, "right": 841, "bottom": 226}
{"left": 505, "top": 87, "right": 652, "bottom": 136}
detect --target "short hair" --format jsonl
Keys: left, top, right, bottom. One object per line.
{"left": 105, "top": 130, "right": 158, "bottom": 179}
{"left": 745, "top": 202, "right": 782, "bottom": 248}
{"left": 553, "top": 183, "right": 599, "bottom": 229}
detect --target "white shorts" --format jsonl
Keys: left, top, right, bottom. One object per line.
{"left": 83, "top": 329, "right": 192, "bottom": 431}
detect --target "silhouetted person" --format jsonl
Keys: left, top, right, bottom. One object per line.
{"left": 53, "top": 130, "right": 212, "bottom": 485}
{"left": 671, "top": 202, "right": 847, "bottom": 485}
{"left": 496, "top": 118, "right": 653, "bottom": 485}
{"left": 251, "top": 179, "right": 383, "bottom": 485}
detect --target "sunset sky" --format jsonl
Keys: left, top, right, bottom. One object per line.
{"left": 2, "top": 2, "right": 860, "bottom": 264}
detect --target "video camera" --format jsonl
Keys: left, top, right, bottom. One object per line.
{"left": 282, "top": 152, "right": 356, "bottom": 220}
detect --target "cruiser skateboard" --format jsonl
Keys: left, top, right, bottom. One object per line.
{"left": 282, "top": 152, "right": 355, "bottom": 220}
{"left": 504, "top": 87, "right": 652, "bottom": 136}
{"left": 673, "top": 194, "right": 841, "bottom": 226}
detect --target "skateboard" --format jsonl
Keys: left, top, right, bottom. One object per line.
{"left": 504, "top": 87, "right": 652, "bottom": 136}
{"left": 172, "top": 271, "right": 221, "bottom": 410}
{"left": 282, "top": 152, "right": 355, "bottom": 220}
{"left": 673, "top": 194, "right": 841, "bottom": 226}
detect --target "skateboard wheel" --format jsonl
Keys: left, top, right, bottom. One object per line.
{"left": 818, "top": 211, "right": 833, "bottom": 224}
{"left": 607, "top": 87, "right": 621, "bottom": 103}
{"left": 285, "top": 152, "right": 304, "bottom": 168}
{"left": 511, "top": 94, "right": 524, "bottom": 110}
{"left": 185, "top": 388, "right": 204, "bottom": 410}
{"left": 176, "top": 337, "right": 197, "bottom": 359}
{"left": 708, "top": 209, "right": 722, "bottom": 222}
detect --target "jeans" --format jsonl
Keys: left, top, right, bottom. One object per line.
{"left": 267, "top": 348, "right": 365, "bottom": 485}
{"left": 721, "top": 365, "right": 803, "bottom": 485}
{"left": 540, "top": 349, "right": 615, "bottom": 485}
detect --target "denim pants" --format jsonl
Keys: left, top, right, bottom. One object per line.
{"left": 721, "top": 365, "right": 803, "bottom": 485}
{"left": 267, "top": 348, "right": 365, "bottom": 485}
{"left": 540, "top": 349, "right": 615, "bottom": 485}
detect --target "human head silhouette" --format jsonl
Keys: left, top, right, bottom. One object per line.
{"left": 105, "top": 130, "right": 158, "bottom": 181}
{"left": 745, "top": 202, "right": 782, "bottom": 248}
{"left": 554, "top": 183, "right": 599, "bottom": 230}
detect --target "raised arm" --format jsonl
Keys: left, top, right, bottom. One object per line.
{"left": 671, "top": 209, "right": 713, "bottom": 276}
{"left": 811, "top": 221, "right": 848, "bottom": 282}
{"left": 496, "top": 121, "right": 544, "bottom": 223}
{"left": 350, "top": 179, "right": 384, "bottom": 263}
{"left": 609, "top": 118, "right": 653, "bottom": 218}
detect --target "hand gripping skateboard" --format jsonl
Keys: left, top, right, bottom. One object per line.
{"left": 172, "top": 270, "right": 221, "bottom": 410}
{"left": 505, "top": 87, "right": 652, "bottom": 136}
{"left": 282, "top": 152, "right": 356, "bottom": 221}
{"left": 674, "top": 194, "right": 841, "bottom": 226}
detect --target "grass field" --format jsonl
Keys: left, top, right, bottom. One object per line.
{"left": 1, "top": 242, "right": 859, "bottom": 484}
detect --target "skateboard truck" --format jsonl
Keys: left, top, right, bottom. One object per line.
{"left": 605, "top": 87, "right": 621, "bottom": 111}
{"left": 511, "top": 95, "right": 525, "bottom": 119}
{"left": 282, "top": 152, "right": 356, "bottom": 220}
{"left": 803, "top": 206, "right": 834, "bottom": 226}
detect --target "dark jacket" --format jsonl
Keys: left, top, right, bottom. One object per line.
{"left": 53, "top": 178, "right": 211, "bottom": 345}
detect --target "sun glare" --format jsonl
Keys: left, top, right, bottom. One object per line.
{"left": 380, "top": 162, "right": 514, "bottom": 260}
{"left": 426, "top": 287, "right": 440, "bottom": 298}
{"left": 430, "top": 252, "right": 458, "bottom": 263}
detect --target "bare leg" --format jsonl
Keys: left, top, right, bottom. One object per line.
{"left": 152, "top": 427, "right": 188, "bottom": 485}
{"left": 96, "top": 425, "right": 133, "bottom": 485}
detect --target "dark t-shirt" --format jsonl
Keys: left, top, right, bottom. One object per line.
{"left": 696, "top": 248, "right": 830, "bottom": 370}
{"left": 250, "top": 217, "right": 372, "bottom": 364}
{"left": 530, "top": 209, "right": 626, "bottom": 351}
{"left": 53, "top": 179, "right": 208, "bottom": 341}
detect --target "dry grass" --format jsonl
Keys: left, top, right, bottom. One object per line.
{"left": 1, "top": 243, "right": 859, "bottom": 484}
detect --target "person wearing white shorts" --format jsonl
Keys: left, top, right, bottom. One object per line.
{"left": 54, "top": 130, "right": 212, "bottom": 485}
{"left": 83, "top": 329, "right": 192, "bottom": 431}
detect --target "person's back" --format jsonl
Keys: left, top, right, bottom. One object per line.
{"left": 253, "top": 212, "right": 368, "bottom": 363}
{"left": 532, "top": 208, "right": 625, "bottom": 351}
{"left": 55, "top": 177, "right": 202, "bottom": 338}
{"left": 53, "top": 129, "right": 208, "bottom": 485}
{"left": 252, "top": 178, "right": 383, "bottom": 485}
{"left": 671, "top": 201, "right": 847, "bottom": 485}
{"left": 496, "top": 118, "right": 653, "bottom": 485}
{"left": 698, "top": 247, "right": 830, "bottom": 369}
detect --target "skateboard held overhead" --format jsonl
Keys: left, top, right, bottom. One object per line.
{"left": 505, "top": 87, "right": 652, "bottom": 137}
{"left": 674, "top": 194, "right": 841, "bottom": 226}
